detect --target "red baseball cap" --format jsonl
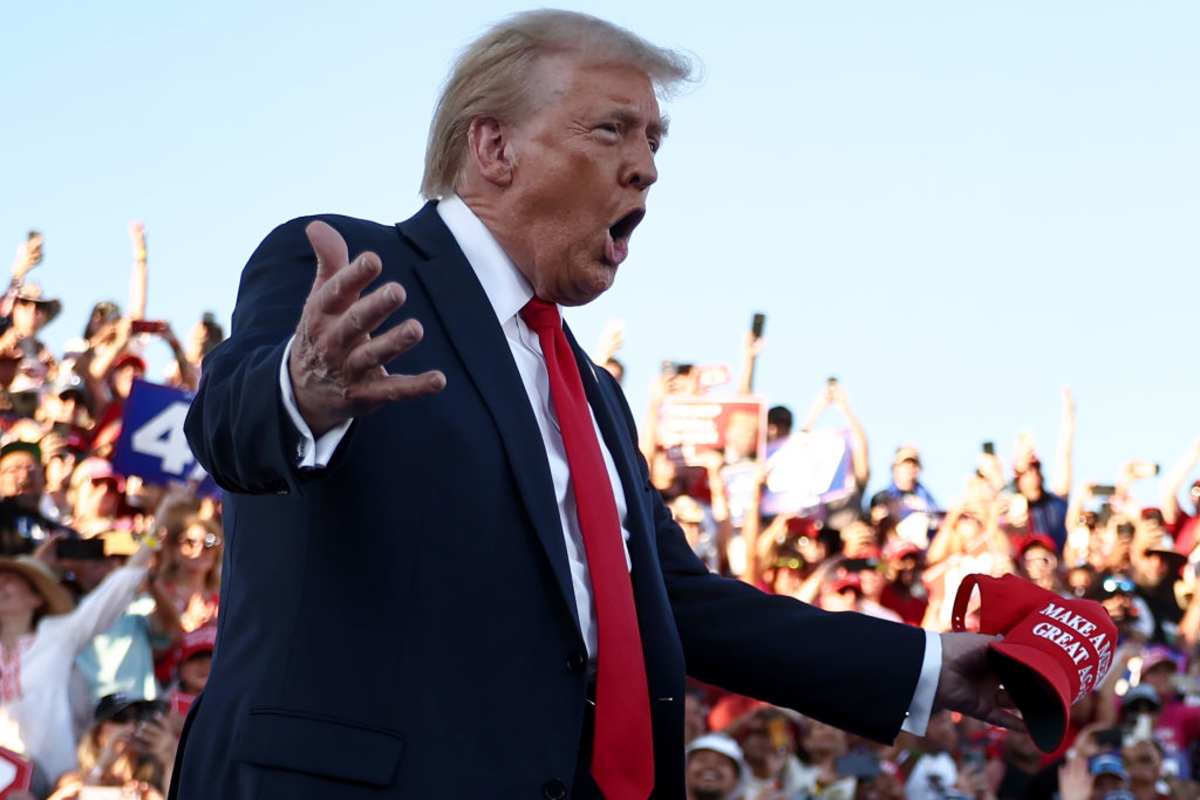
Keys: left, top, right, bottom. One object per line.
{"left": 112, "top": 352, "right": 148, "bottom": 374}
{"left": 178, "top": 625, "right": 216, "bottom": 664}
{"left": 829, "top": 575, "right": 863, "bottom": 595}
{"left": 883, "top": 539, "right": 922, "bottom": 561}
{"left": 1018, "top": 533, "right": 1059, "bottom": 556}
{"left": 952, "top": 574, "right": 1117, "bottom": 753}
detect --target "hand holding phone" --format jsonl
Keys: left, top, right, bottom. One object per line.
{"left": 750, "top": 312, "right": 766, "bottom": 340}
{"left": 57, "top": 538, "right": 107, "bottom": 560}
{"left": 13, "top": 231, "right": 43, "bottom": 279}
{"left": 130, "top": 319, "right": 169, "bottom": 335}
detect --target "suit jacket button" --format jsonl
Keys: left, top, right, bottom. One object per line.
{"left": 565, "top": 652, "right": 587, "bottom": 673}
{"left": 542, "top": 779, "right": 567, "bottom": 799}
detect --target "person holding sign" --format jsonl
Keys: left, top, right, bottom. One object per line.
{"left": 178, "top": 10, "right": 1031, "bottom": 800}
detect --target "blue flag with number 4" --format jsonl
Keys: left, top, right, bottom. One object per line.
{"left": 112, "top": 379, "right": 218, "bottom": 496}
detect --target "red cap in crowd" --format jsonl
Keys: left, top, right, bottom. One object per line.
{"left": 1018, "top": 533, "right": 1059, "bottom": 556}
{"left": 883, "top": 539, "right": 922, "bottom": 561}
{"left": 829, "top": 575, "right": 863, "bottom": 595}
{"left": 952, "top": 573, "right": 1117, "bottom": 753}
{"left": 112, "top": 352, "right": 148, "bottom": 374}
{"left": 179, "top": 625, "right": 217, "bottom": 664}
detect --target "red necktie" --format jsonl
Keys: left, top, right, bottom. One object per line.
{"left": 520, "top": 297, "right": 654, "bottom": 800}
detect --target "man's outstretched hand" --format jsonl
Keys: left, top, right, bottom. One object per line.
{"left": 289, "top": 221, "right": 446, "bottom": 436}
{"left": 935, "top": 632, "right": 1026, "bottom": 731}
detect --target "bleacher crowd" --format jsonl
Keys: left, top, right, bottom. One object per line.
{"left": 0, "top": 227, "right": 1197, "bottom": 799}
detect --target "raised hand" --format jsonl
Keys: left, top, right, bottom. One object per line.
{"left": 130, "top": 220, "right": 148, "bottom": 261}
{"left": 289, "top": 221, "right": 445, "bottom": 436}
{"left": 11, "top": 233, "right": 43, "bottom": 281}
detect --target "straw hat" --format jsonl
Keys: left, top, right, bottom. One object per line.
{"left": 0, "top": 555, "right": 74, "bottom": 616}
{"left": 13, "top": 282, "right": 63, "bottom": 324}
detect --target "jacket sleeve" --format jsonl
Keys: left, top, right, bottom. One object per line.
{"left": 185, "top": 217, "right": 347, "bottom": 495}
{"left": 597, "top": 370, "right": 927, "bottom": 744}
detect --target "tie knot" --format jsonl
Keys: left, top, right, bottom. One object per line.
{"left": 520, "top": 297, "right": 560, "bottom": 334}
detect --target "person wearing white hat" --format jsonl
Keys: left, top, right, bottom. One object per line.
{"left": 685, "top": 733, "right": 746, "bottom": 800}
{"left": 0, "top": 540, "right": 154, "bottom": 784}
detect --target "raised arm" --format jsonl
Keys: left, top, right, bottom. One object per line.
{"left": 796, "top": 386, "right": 831, "bottom": 434}
{"left": 829, "top": 383, "right": 870, "bottom": 488}
{"left": 157, "top": 322, "right": 198, "bottom": 391}
{"left": 0, "top": 233, "right": 42, "bottom": 319}
{"left": 128, "top": 221, "right": 148, "bottom": 320}
{"left": 736, "top": 331, "right": 765, "bottom": 395}
{"left": 51, "top": 543, "right": 155, "bottom": 654}
{"left": 1051, "top": 387, "right": 1076, "bottom": 498}
{"left": 1160, "top": 439, "right": 1200, "bottom": 527}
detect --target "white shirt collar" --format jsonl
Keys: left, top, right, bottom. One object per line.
{"left": 436, "top": 194, "right": 535, "bottom": 327}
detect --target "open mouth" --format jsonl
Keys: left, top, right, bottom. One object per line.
{"left": 603, "top": 207, "right": 646, "bottom": 266}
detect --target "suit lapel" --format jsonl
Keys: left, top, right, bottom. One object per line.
{"left": 398, "top": 205, "right": 581, "bottom": 637}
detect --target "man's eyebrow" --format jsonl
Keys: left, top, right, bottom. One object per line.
{"left": 610, "top": 108, "right": 669, "bottom": 139}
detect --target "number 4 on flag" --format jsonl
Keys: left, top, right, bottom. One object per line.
{"left": 130, "top": 402, "right": 198, "bottom": 475}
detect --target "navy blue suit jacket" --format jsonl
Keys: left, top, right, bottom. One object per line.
{"left": 171, "top": 203, "right": 926, "bottom": 799}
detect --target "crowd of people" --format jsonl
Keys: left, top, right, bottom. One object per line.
{"left": 597, "top": 329, "right": 1200, "bottom": 799}
{"left": 0, "top": 230, "right": 221, "bottom": 799}
{"left": 0, "top": 226, "right": 1197, "bottom": 800}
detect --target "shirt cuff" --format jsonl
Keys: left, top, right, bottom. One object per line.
{"left": 900, "top": 629, "right": 942, "bottom": 737}
{"left": 279, "top": 336, "right": 353, "bottom": 469}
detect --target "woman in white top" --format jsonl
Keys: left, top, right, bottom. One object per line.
{"left": 0, "top": 543, "right": 152, "bottom": 785}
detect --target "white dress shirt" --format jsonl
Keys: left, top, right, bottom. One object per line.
{"left": 278, "top": 195, "right": 941, "bottom": 734}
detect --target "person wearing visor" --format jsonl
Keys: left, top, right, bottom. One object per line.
{"left": 1090, "top": 752, "right": 1129, "bottom": 798}
{"left": 1096, "top": 574, "right": 1155, "bottom": 642}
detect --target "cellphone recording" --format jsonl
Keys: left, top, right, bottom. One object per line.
{"left": 750, "top": 312, "right": 766, "bottom": 340}
{"left": 1092, "top": 485, "right": 1117, "bottom": 498}
{"left": 56, "top": 538, "right": 106, "bottom": 560}
{"left": 982, "top": 441, "right": 995, "bottom": 456}
{"left": 130, "top": 319, "right": 169, "bottom": 335}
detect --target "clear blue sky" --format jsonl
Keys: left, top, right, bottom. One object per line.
{"left": 3, "top": 1, "right": 1197, "bottom": 505}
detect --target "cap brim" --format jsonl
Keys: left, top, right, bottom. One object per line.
{"left": 1145, "top": 550, "right": 1187, "bottom": 566}
{"left": 989, "top": 642, "right": 1071, "bottom": 753}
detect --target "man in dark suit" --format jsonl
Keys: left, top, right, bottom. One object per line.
{"left": 172, "top": 10, "right": 1018, "bottom": 800}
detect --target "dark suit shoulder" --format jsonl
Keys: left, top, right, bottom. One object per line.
{"left": 258, "top": 213, "right": 400, "bottom": 252}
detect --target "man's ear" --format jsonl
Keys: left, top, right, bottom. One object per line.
{"left": 466, "top": 117, "right": 515, "bottom": 188}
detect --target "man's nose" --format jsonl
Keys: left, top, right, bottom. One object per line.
{"left": 622, "top": 143, "right": 658, "bottom": 191}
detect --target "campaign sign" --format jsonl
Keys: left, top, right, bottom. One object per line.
{"left": 113, "top": 379, "right": 216, "bottom": 494}
{"left": 0, "top": 746, "right": 32, "bottom": 797}
{"left": 760, "top": 428, "right": 855, "bottom": 516}
{"left": 656, "top": 397, "right": 766, "bottom": 463}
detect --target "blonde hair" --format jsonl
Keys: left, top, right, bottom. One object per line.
{"left": 159, "top": 514, "right": 223, "bottom": 593}
{"left": 421, "top": 9, "right": 694, "bottom": 199}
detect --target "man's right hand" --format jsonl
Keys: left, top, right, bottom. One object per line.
{"left": 289, "top": 221, "right": 446, "bottom": 436}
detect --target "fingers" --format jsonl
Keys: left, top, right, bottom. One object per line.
{"left": 304, "top": 221, "right": 350, "bottom": 288}
{"left": 347, "top": 371, "right": 446, "bottom": 407}
{"left": 344, "top": 318, "right": 424, "bottom": 376}
{"left": 984, "top": 706, "right": 1025, "bottom": 732}
{"left": 313, "top": 252, "right": 383, "bottom": 317}
{"left": 326, "top": 282, "right": 407, "bottom": 356}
